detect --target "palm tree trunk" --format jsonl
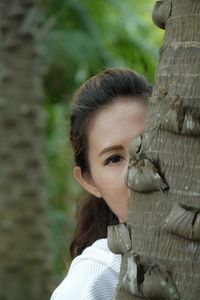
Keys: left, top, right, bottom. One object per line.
{"left": 113, "top": 1, "right": 200, "bottom": 299}
{"left": 0, "top": 1, "right": 54, "bottom": 299}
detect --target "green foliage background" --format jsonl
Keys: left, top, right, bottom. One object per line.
{"left": 39, "top": 0, "right": 163, "bottom": 282}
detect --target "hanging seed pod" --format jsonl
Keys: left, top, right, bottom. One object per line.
{"left": 160, "top": 95, "right": 200, "bottom": 137}
{"left": 122, "top": 253, "right": 179, "bottom": 299}
{"left": 136, "top": 263, "right": 179, "bottom": 299}
{"left": 128, "top": 135, "right": 142, "bottom": 160}
{"left": 150, "top": 85, "right": 168, "bottom": 104}
{"left": 126, "top": 159, "right": 168, "bottom": 193}
{"left": 107, "top": 223, "right": 131, "bottom": 254}
{"left": 149, "top": 95, "right": 159, "bottom": 104}
{"left": 160, "top": 95, "right": 184, "bottom": 134}
{"left": 158, "top": 85, "right": 168, "bottom": 97}
{"left": 152, "top": 0, "right": 172, "bottom": 29}
{"left": 163, "top": 203, "right": 200, "bottom": 241}
{"left": 181, "top": 110, "right": 200, "bottom": 137}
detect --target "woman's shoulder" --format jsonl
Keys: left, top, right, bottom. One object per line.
{"left": 71, "top": 238, "right": 121, "bottom": 274}
{"left": 50, "top": 238, "right": 121, "bottom": 300}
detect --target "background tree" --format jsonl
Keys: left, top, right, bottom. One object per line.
{"left": 0, "top": 1, "right": 54, "bottom": 299}
{"left": 111, "top": 1, "right": 200, "bottom": 299}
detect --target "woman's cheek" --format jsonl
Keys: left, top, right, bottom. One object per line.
{"left": 110, "top": 170, "right": 126, "bottom": 188}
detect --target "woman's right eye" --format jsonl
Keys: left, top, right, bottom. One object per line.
{"left": 104, "top": 154, "right": 123, "bottom": 166}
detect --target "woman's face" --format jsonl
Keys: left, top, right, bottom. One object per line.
{"left": 74, "top": 98, "right": 147, "bottom": 223}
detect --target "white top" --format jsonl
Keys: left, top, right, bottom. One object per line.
{"left": 50, "top": 238, "right": 121, "bottom": 300}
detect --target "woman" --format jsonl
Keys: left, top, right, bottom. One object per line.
{"left": 51, "top": 68, "right": 152, "bottom": 300}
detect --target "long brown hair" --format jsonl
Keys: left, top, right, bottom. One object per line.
{"left": 69, "top": 68, "right": 152, "bottom": 259}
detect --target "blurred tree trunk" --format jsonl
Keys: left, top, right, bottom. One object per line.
{"left": 0, "top": 1, "right": 54, "bottom": 299}
{"left": 112, "top": 1, "right": 200, "bottom": 299}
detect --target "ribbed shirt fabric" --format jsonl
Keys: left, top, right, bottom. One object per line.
{"left": 50, "top": 238, "right": 121, "bottom": 300}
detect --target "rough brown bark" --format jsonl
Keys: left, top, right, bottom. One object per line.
{"left": 112, "top": 1, "right": 200, "bottom": 299}
{"left": 0, "top": 1, "right": 54, "bottom": 299}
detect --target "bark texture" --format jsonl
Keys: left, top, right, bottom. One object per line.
{"left": 0, "top": 1, "right": 54, "bottom": 299}
{"left": 113, "top": 1, "right": 200, "bottom": 299}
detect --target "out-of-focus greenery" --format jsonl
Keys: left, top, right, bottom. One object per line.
{"left": 38, "top": 0, "right": 163, "bottom": 281}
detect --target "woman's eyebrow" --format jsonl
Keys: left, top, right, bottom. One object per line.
{"left": 98, "top": 145, "right": 123, "bottom": 157}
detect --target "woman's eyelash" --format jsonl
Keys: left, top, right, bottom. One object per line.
{"left": 104, "top": 154, "right": 123, "bottom": 165}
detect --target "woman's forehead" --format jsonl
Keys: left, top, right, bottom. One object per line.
{"left": 87, "top": 100, "right": 147, "bottom": 155}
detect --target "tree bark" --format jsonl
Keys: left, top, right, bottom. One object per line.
{"left": 0, "top": 1, "right": 54, "bottom": 299}
{"left": 112, "top": 1, "right": 200, "bottom": 299}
